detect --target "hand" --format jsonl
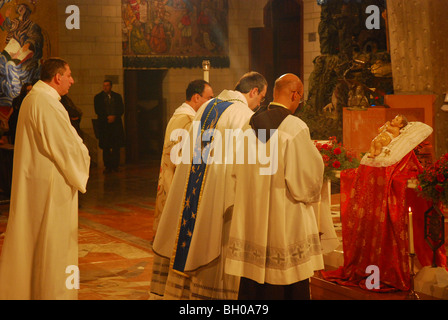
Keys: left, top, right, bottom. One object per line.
{"left": 107, "top": 115, "right": 116, "bottom": 123}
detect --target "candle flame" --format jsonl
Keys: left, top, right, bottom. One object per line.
{"left": 408, "top": 207, "right": 412, "bottom": 212}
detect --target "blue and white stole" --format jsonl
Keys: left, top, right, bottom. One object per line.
{"left": 172, "top": 97, "right": 235, "bottom": 272}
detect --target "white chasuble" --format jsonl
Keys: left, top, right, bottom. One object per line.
{"left": 151, "top": 103, "right": 196, "bottom": 297}
{"left": 226, "top": 115, "right": 325, "bottom": 285}
{"left": 0, "top": 81, "right": 90, "bottom": 300}
{"left": 153, "top": 103, "right": 196, "bottom": 233}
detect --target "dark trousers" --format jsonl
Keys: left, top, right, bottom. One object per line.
{"left": 102, "top": 146, "right": 120, "bottom": 170}
{"left": 238, "top": 277, "right": 310, "bottom": 300}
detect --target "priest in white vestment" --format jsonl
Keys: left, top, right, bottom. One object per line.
{"left": 150, "top": 79, "right": 214, "bottom": 297}
{"left": 0, "top": 58, "right": 90, "bottom": 300}
{"left": 152, "top": 72, "right": 267, "bottom": 299}
{"left": 226, "top": 73, "right": 325, "bottom": 299}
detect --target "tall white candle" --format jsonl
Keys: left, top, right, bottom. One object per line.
{"left": 408, "top": 207, "right": 415, "bottom": 254}
{"left": 202, "top": 60, "right": 210, "bottom": 83}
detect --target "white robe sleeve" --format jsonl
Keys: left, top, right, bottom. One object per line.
{"left": 33, "top": 98, "right": 90, "bottom": 193}
{"left": 284, "top": 125, "right": 324, "bottom": 204}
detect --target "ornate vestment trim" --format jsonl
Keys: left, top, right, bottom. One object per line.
{"left": 227, "top": 234, "right": 322, "bottom": 270}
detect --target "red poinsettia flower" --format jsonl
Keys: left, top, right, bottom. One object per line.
{"left": 417, "top": 152, "right": 448, "bottom": 206}
{"left": 313, "top": 137, "right": 360, "bottom": 181}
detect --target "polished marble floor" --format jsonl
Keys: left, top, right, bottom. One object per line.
{"left": 77, "top": 161, "right": 160, "bottom": 300}
{"left": 0, "top": 160, "right": 160, "bottom": 300}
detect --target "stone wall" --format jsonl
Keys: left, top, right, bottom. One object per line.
{"left": 55, "top": 0, "right": 321, "bottom": 164}
{"left": 57, "top": 0, "right": 124, "bottom": 166}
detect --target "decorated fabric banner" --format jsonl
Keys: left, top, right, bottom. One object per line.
{"left": 122, "top": 0, "right": 229, "bottom": 69}
{"left": 0, "top": 0, "right": 57, "bottom": 110}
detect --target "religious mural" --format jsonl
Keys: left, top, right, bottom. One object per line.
{"left": 122, "top": 0, "right": 229, "bottom": 69}
{"left": 0, "top": 0, "right": 43, "bottom": 107}
{"left": 0, "top": 0, "right": 57, "bottom": 136}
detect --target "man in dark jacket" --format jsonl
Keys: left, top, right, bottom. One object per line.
{"left": 94, "top": 80, "right": 125, "bottom": 173}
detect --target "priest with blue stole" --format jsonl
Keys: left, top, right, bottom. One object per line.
{"left": 150, "top": 79, "right": 214, "bottom": 297}
{"left": 152, "top": 71, "right": 267, "bottom": 300}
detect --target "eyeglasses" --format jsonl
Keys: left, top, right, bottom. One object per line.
{"left": 291, "top": 90, "right": 304, "bottom": 104}
{"left": 255, "top": 87, "right": 266, "bottom": 103}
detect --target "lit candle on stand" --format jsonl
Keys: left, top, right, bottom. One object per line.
{"left": 408, "top": 207, "right": 414, "bottom": 254}
{"left": 202, "top": 60, "right": 210, "bottom": 83}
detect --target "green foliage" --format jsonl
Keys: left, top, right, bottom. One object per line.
{"left": 314, "top": 136, "right": 360, "bottom": 182}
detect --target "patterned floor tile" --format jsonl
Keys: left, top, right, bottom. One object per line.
{"left": 0, "top": 162, "right": 159, "bottom": 300}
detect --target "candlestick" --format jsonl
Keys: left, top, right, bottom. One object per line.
{"left": 408, "top": 207, "right": 414, "bottom": 254}
{"left": 406, "top": 253, "right": 419, "bottom": 300}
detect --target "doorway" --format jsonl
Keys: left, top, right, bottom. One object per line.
{"left": 249, "top": 0, "right": 303, "bottom": 104}
{"left": 124, "top": 69, "right": 167, "bottom": 163}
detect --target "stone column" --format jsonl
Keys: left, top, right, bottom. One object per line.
{"left": 387, "top": 0, "right": 448, "bottom": 157}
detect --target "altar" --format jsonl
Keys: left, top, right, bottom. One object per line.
{"left": 320, "top": 94, "right": 448, "bottom": 297}
{"left": 343, "top": 94, "right": 435, "bottom": 162}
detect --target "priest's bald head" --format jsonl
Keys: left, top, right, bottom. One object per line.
{"left": 40, "top": 58, "right": 75, "bottom": 96}
{"left": 273, "top": 73, "right": 304, "bottom": 113}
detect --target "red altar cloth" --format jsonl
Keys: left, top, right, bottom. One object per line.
{"left": 321, "top": 151, "right": 446, "bottom": 292}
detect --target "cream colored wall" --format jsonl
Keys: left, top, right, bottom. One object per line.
{"left": 56, "top": 0, "right": 271, "bottom": 129}
{"left": 57, "top": 0, "right": 124, "bottom": 166}
{"left": 57, "top": 0, "right": 124, "bottom": 132}
{"left": 56, "top": 0, "right": 321, "bottom": 162}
